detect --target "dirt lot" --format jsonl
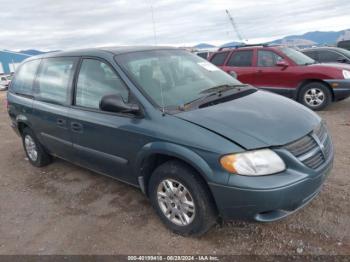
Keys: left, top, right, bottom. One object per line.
{"left": 0, "top": 91, "right": 349, "bottom": 255}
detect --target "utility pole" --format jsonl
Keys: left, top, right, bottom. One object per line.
{"left": 149, "top": 0, "right": 157, "bottom": 45}
{"left": 225, "top": 9, "right": 246, "bottom": 43}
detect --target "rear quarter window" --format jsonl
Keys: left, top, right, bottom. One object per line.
{"left": 10, "top": 60, "right": 41, "bottom": 96}
{"left": 210, "top": 52, "right": 229, "bottom": 66}
{"left": 227, "top": 50, "right": 253, "bottom": 67}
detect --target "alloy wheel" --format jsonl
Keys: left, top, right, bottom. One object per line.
{"left": 157, "top": 179, "right": 195, "bottom": 226}
{"left": 304, "top": 88, "right": 325, "bottom": 107}
{"left": 24, "top": 135, "right": 38, "bottom": 162}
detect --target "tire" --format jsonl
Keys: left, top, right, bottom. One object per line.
{"left": 148, "top": 160, "right": 217, "bottom": 236}
{"left": 298, "top": 82, "right": 332, "bottom": 110}
{"left": 22, "top": 127, "right": 52, "bottom": 167}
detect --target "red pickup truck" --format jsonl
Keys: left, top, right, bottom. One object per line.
{"left": 209, "top": 45, "right": 350, "bottom": 110}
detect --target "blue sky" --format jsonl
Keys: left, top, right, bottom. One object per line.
{"left": 0, "top": 0, "right": 349, "bottom": 50}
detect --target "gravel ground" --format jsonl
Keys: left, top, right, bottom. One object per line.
{"left": 0, "top": 91, "right": 349, "bottom": 255}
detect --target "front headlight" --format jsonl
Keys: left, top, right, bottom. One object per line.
{"left": 220, "top": 149, "right": 286, "bottom": 176}
{"left": 342, "top": 70, "right": 350, "bottom": 79}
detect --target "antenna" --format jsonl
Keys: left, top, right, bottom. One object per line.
{"left": 225, "top": 9, "right": 247, "bottom": 43}
{"left": 149, "top": 0, "right": 157, "bottom": 45}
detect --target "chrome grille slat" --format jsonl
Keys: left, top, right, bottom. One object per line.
{"left": 314, "top": 123, "right": 327, "bottom": 143}
{"left": 324, "top": 137, "right": 331, "bottom": 156}
{"left": 285, "top": 136, "right": 317, "bottom": 157}
{"left": 284, "top": 123, "right": 332, "bottom": 170}
{"left": 303, "top": 152, "right": 324, "bottom": 169}
{"left": 298, "top": 146, "right": 322, "bottom": 162}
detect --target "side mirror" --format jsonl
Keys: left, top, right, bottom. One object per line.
{"left": 276, "top": 60, "right": 289, "bottom": 67}
{"left": 100, "top": 94, "right": 140, "bottom": 114}
{"left": 228, "top": 70, "right": 237, "bottom": 78}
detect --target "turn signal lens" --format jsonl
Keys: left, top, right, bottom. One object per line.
{"left": 220, "top": 154, "right": 237, "bottom": 173}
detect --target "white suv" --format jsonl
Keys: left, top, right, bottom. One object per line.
{"left": 0, "top": 75, "right": 11, "bottom": 91}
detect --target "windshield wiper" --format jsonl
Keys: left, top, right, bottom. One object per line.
{"left": 179, "top": 84, "right": 249, "bottom": 111}
{"left": 304, "top": 62, "right": 316, "bottom": 65}
{"left": 199, "top": 84, "right": 248, "bottom": 94}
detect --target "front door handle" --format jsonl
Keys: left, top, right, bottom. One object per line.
{"left": 57, "top": 118, "right": 67, "bottom": 128}
{"left": 71, "top": 122, "right": 83, "bottom": 133}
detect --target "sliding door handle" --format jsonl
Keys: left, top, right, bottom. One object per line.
{"left": 56, "top": 118, "right": 67, "bottom": 128}
{"left": 71, "top": 122, "right": 83, "bottom": 133}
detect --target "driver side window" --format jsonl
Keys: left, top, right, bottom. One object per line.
{"left": 257, "top": 50, "right": 283, "bottom": 67}
{"left": 75, "top": 59, "right": 129, "bottom": 109}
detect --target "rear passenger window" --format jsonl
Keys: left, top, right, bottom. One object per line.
{"left": 75, "top": 59, "right": 129, "bottom": 110}
{"left": 210, "top": 52, "right": 229, "bottom": 66}
{"left": 10, "top": 60, "right": 40, "bottom": 96}
{"left": 36, "top": 58, "right": 76, "bottom": 104}
{"left": 227, "top": 51, "right": 253, "bottom": 67}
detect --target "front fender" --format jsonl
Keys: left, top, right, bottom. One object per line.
{"left": 135, "top": 141, "right": 214, "bottom": 181}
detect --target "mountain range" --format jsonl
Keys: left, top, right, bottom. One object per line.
{"left": 10, "top": 29, "right": 350, "bottom": 53}
{"left": 195, "top": 28, "right": 350, "bottom": 49}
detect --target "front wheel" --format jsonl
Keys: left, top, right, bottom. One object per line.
{"left": 148, "top": 160, "right": 217, "bottom": 236}
{"left": 299, "top": 82, "right": 332, "bottom": 110}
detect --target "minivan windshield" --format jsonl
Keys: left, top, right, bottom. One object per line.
{"left": 115, "top": 49, "right": 243, "bottom": 109}
{"left": 337, "top": 48, "right": 350, "bottom": 57}
{"left": 279, "top": 47, "right": 315, "bottom": 65}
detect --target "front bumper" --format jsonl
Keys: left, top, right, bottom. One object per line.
{"left": 324, "top": 79, "right": 350, "bottom": 101}
{"left": 209, "top": 149, "right": 333, "bottom": 222}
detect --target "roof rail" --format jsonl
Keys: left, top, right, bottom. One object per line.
{"left": 218, "top": 43, "right": 277, "bottom": 51}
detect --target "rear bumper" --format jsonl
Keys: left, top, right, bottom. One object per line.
{"left": 324, "top": 79, "right": 350, "bottom": 101}
{"left": 209, "top": 154, "right": 333, "bottom": 222}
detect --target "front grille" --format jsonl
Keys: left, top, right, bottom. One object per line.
{"left": 285, "top": 135, "right": 317, "bottom": 157}
{"left": 284, "top": 123, "right": 332, "bottom": 169}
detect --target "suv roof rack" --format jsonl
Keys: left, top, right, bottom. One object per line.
{"left": 218, "top": 43, "right": 279, "bottom": 51}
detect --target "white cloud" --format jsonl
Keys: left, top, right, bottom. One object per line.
{"left": 0, "top": 0, "right": 349, "bottom": 50}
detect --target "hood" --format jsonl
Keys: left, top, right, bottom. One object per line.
{"left": 175, "top": 91, "right": 321, "bottom": 149}
{"left": 308, "top": 62, "right": 350, "bottom": 70}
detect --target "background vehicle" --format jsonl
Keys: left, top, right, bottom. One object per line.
{"left": 337, "top": 40, "right": 350, "bottom": 51}
{"left": 209, "top": 44, "right": 350, "bottom": 110}
{"left": 195, "top": 51, "right": 214, "bottom": 60}
{"left": 7, "top": 47, "right": 333, "bottom": 236}
{"left": 302, "top": 47, "right": 350, "bottom": 64}
{"left": 0, "top": 75, "right": 11, "bottom": 91}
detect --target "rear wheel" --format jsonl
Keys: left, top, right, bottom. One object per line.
{"left": 148, "top": 160, "right": 217, "bottom": 236}
{"left": 299, "top": 82, "right": 331, "bottom": 110}
{"left": 22, "top": 128, "right": 52, "bottom": 167}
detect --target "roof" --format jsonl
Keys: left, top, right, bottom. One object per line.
{"left": 0, "top": 50, "right": 31, "bottom": 57}
{"left": 302, "top": 46, "right": 343, "bottom": 51}
{"left": 29, "top": 46, "right": 178, "bottom": 60}
{"left": 218, "top": 44, "right": 282, "bottom": 51}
